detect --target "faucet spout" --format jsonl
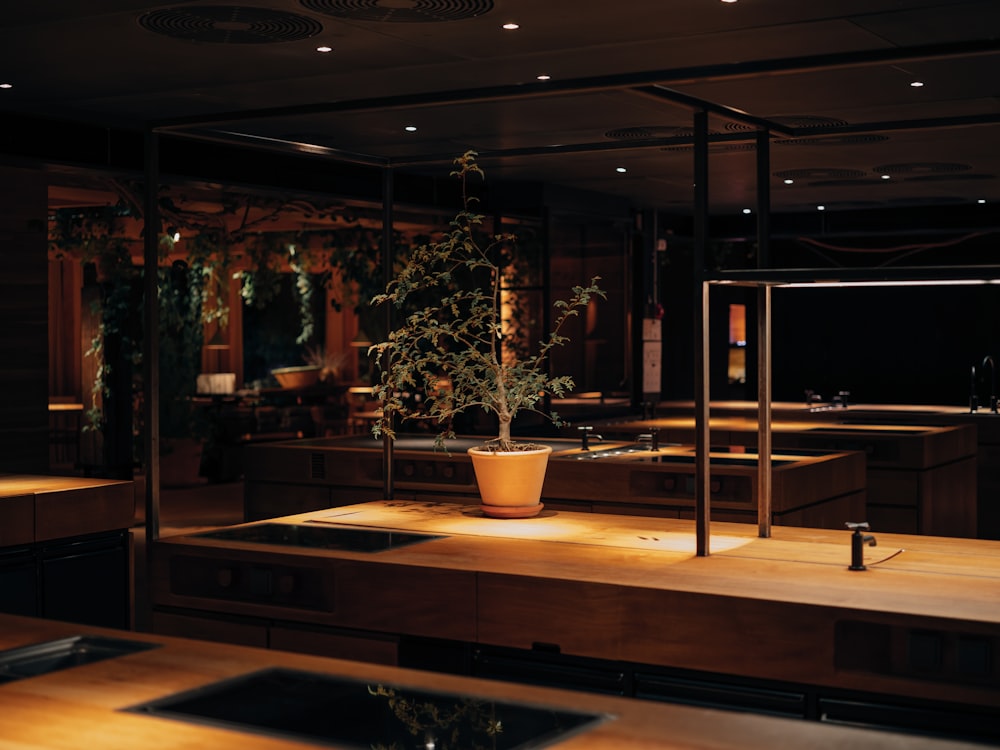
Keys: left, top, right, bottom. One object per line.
{"left": 970, "top": 364, "right": 979, "bottom": 413}
{"left": 982, "top": 355, "right": 997, "bottom": 413}
{"left": 846, "top": 521, "right": 877, "bottom": 571}
{"left": 578, "top": 425, "right": 602, "bottom": 451}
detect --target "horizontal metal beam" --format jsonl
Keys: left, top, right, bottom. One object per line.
{"left": 708, "top": 264, "right": 1000, "bottom": 285}
{"left": 153, "top": 39, "right": 1000, "bottom": 131}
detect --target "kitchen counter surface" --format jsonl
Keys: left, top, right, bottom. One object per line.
{"left": 243, "top": 500, "right": 1000, "bottom": 622}
{"left": 0, "top": 613, "right": 986, "bottom": 750}
{"left": 0, "top": 474, "right": 134, "bottom": 546}
{"left": 152, "top": 501, "right": 1000, "bottom": 721}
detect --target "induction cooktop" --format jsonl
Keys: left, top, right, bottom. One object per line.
{"left": 192, "top": 523, "right": 443, "bottom": 552}
{"left": 127, "top": 667, "right": 608, "bottom": 749}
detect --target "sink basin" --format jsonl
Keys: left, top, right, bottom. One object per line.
{"left": 127, "top": 667, "right": 608, "bottom": 749}
{"left": 562, "top": 447, "right": 794, "bottom": 466}
{"left": 0, "top": 635, "right": 160, "bottom": 683}
{"left": 561, "top": 444, "right": 656, "bottom": 460}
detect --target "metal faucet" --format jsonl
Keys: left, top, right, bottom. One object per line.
{"left": 982, "top": 355, "right": 997, "bottom": 413}
{"left": 637, "top": 428, "right": 660, "bottom": 451}
{"left": 970, "top": 364, "right": 979, "bottom": 413}
{"left": 846, "top": 521, "right": 877, "bottom": 571}
{"left": 578, "top": 425, "right": 602, "bottom": 451}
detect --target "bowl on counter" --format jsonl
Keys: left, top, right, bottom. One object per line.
{"left": 271, "top": 365, "right": 322, "bottom": 389}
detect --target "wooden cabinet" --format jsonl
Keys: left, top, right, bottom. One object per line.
{"left": 0, "top": 475, "right": 133, "bottom": 628}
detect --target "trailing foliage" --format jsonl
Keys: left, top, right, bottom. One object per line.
{"left": 370, "top": 151, "right": 604, "bottom": 452}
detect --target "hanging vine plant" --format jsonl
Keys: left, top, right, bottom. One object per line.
{"left": 49, "top": 205, "right": 145, "bottom": 431}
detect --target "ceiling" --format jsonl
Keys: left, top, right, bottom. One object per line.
{"left": 3, "top": 0, "right": 1000, "bottom": 221}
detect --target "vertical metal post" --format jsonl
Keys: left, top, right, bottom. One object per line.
{"left": 693, "top": 110, "right": 711, "bottom": 557}
{"left": 381, "top": 165, "right": 395, "bottom": 500}
{"left": 143, "top": 129, "right": 161, "bottom": 543}
{"left": 757, "top": 285, "right": 772, "bottom": 537}
{"left": 755, "top": 129, "right": 773, "bottom": 538}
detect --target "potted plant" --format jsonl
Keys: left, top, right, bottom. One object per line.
{"left": 370, "top": 151, "right": 604, "bottom": 517}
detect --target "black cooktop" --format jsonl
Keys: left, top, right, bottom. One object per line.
{"left": 128, "top": 667, "right": 607, "bottom": 749}
{"left": 192, "top": 523, "right": 443, "bottom": 552}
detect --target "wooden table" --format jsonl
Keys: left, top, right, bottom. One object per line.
{"left": 0, "top": 613, "right": 985, "bottom": 750}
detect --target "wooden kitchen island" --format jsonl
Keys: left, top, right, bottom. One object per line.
{"left": 150, "top": 501, "right": 1000, "bottom": 745}
{"left": 0, "top": 613, "right": 983, "bottom": 750}
{"left": 244, "top": 434, "right": 866, "bottom": 530}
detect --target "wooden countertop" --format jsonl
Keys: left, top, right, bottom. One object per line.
{"left": 177, "top": 500, "right": 997, "bottom": 622}
{"left": 0, "top": 613, "right": 984, "bottom": 750}
{"left": 0, "top": 474, "right": 135, "bottom": 545}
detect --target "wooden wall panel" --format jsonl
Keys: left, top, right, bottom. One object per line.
{"left": 0, "top": 166, "right": 48, "bottom": 473}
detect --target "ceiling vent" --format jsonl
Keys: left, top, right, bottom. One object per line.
{"left": 138, "top": 6, "right": 323, "bottom": 43}
{"left": 773, "top": 167, "right": 867, "bottom": 180}
{"left": 807, "top": 178, "right": 889, "bottom": 187}
{"left": 661, "top": 143, "right": 756, "bottom": 154}
{"left": 725, "top": 115, "right": 849, "bottom": 132}
{"left": 605, "top": 126, "right": 700, "bottom": 140}
{"left": 775, "top": 134, "right": 889, "bottom": 147}
{"left": 299, "top": 0, "right": 493, "bottom": 22}
{"left": 873, "top": 162, "right": 972, "bottom": 175}
{"left": 905, "top": 173, "right": 994, "bottom": 182}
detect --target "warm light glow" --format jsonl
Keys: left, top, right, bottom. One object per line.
{"left": 616, "top": 166, "right": 627, "bottom": 173}
{"left": 316, "top": 45, "right": 332, "bottom": 53}
{"left": 0, "top": 83, "right": 12, "bottom": 89}
{"left": 881, "top": 174, "right": 891, "bottom": 180}
{"left": 783, "top": 178, "right": 793, "bottom": 185}
{"left": 172, "top": 232, "right": 181, "bottom": 242}
{"left": 404, "top": 125, "right": 417, "bottom": 132}
{"left": 910, "top": 80, "right": 924, "bottom": 87}
{"left": 728, "top": 304, "right": 746, "bottom": 346}
{"left": 742, "top": 208, "right": 751, "bottom": 214}
{"left": 817, "top": 205, "right": 826, "bottom": 211}
{"left": 309, "top": 505, "right": 753, "bottom": 554}
{"left": 502, "top": 22, "right": 519, "bottom": 29}
{"left": 536, "top": 74, "right": 551, "bottom": 81}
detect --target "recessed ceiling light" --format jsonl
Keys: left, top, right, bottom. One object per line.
{"left": 502, "top": 22, "right": 519, "bottom": 30}
{"left": 721, "top": 0, "right": 738, "bottom": 3}
{"left": 817, "top": 205, "right": 826, "bottom": 211}
{"left": 316, "top": 45, "right": 332, "bottom": 53}
{"left": 910, "top": 80, "right": 924, "bottom": 87}
{"left": 404, "top": 125, "right": 417, "bottom": 132}
{"left": 616, "top": 166, "right": 627, "bottom": 173}
{"left": 536, "top": 74, "right": 551, "bottom": 81}
{"left": 783, "top": 178, "right": 794, "bottom": 185}
{"left": 742, "top": 208, "right": 751, "bottom": 214}
{"left": 881, "top": 174, "right": 891, "bottom": 180}
{"left": 0, "top": 83, "right": 12, "bottom": 89}
{"left": 978, "top": 199, "right": 987, "bottom": 204}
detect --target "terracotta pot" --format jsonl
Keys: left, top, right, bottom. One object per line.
{"left": 467, "top": 444, "right": 552, "bottom": 518}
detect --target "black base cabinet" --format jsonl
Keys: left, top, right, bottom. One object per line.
{"left": 0, "top": 530, "right": 130, "bottom": 629}
{"left": 470, "top": 645, "right": 1000, "bottom": 747}
{"left": 0, "top": 547, "right": 38, "bottom": 617}
{"left": 150, "top": 606, "right": 1000, "bottom": 747}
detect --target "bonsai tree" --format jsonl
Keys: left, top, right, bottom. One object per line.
{"left": 370, "top": 151, "right": 604, "bottom": 452}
